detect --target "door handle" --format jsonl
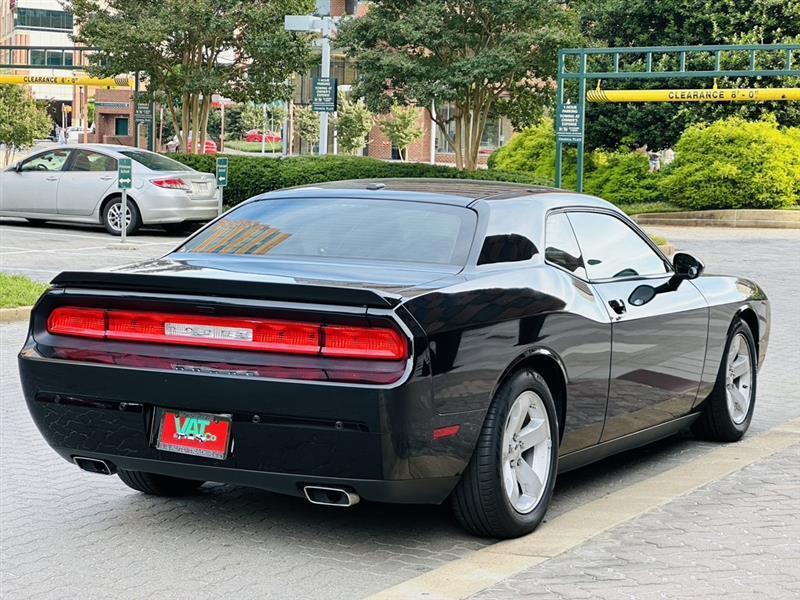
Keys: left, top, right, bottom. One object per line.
{"left": 45, "top": 176, "right": 58, "bottom": 181}
{"left": 608, "top": 299, "right": 626, "bottom": 315}
{"left": 100, "top": 175, "right": 114, "bottom": 181}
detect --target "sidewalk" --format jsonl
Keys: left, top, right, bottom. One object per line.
{"left": 475, "top": 442, "right": 800, "bottom": 600}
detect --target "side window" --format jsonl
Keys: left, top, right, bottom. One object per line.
{"left": 69, "top": 150, "right": 117, "bottom": 172}
{"left": 567, "top": 212, "right": 669, "bottom": 280}
{"left": 20, "top": 150, "right": 71, "bottom": 172}
{"left": 477, "top": 200, "right": 539, "bottom": 265}
{"left": 478, "top": 234, "right": 537, "bottom": 265}
{"left": 545, "top": 212, "right": 587, "bottom": 279}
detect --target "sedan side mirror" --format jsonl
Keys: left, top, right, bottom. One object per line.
{"left": 672, "top": 252, "right": 705, "bottom": 280}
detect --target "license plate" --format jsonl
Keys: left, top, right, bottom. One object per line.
{"left": 197, "top": 183, "right": 209, "bottom": 194}
{"left": 156, "top": 409, "right": 231, "bottom": 460}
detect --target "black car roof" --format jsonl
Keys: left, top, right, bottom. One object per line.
{"left": 274, "top": 178, "right": 559, "bottom": 206}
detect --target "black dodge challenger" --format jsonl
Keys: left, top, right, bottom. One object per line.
{"left": 19, "top": 179, "right": 769, "bottom": 538}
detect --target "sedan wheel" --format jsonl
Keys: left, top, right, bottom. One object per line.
{"left": 452, "top": 369, "right": 559, "bottom": 538}
{"left": 102, "top": 198, "right": 140, "bottom": 236}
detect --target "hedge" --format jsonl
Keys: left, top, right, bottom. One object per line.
{"left": 169, "top": 154, "right": 550, "bottom": 207}
{"left": 660, "top": 117, "right": 800, "bottom": 210}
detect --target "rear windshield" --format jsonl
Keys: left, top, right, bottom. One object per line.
{"left": 179, "top": 197, "right": 477, "bottom": 266}
{"left": 119, "top": 150, "right": 192, "bottom": 172}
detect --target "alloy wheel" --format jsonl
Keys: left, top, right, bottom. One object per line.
{"left": 107, "top": 202, "right": 132, "bottom": 233}
{"left": 501, "top": 390, "right": 552, "bottom": 514}
{"left": 726, "top": 332, "right": 753, "bottom": 425}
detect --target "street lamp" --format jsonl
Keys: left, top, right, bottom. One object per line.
{"left": 284, "top": 15, "right": 336, "bottom": 156}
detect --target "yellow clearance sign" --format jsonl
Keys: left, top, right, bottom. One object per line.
{"left": 587, "top": 88, "right": 800, "bottom": 103}
{"left": 0, "top": 74, "right": 132, "bottom": 88}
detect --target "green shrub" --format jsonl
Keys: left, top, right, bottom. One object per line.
{"left": 169, "top": 154, "right": 548, "bottom": 207}
{"left": 489, "top": 120, "right": 657, "bottom": 204}
{"left": 584, "top": 150, "right": 660, "bottom": 205}
{"left": 660, "top": 117, "right": 800, "bottom": 210}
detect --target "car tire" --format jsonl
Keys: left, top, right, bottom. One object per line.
{"left": 117, "top": 469, "right": 204, "bottom": 496}
{"left": 693, "top": 319, "right": 757, "bottom": 442}
{"left": 102, "top": 197, "right": 141, "bottom": 236}
{"left": 451, "top": 369, "right": 559, "bottom": 539}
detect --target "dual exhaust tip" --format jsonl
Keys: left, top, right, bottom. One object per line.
{"left": 303, "top": 485, "right": 360, "bottom": 507}
{"left": 74, "top": 457, "right": 361, "bottom": 508}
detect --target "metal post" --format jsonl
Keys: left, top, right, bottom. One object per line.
{"left": 429, "top": 100, "right": 437, "bottom": 165}
{"left": 576, "top": 52, "right": 588, "bottom": 193}
{"left": 120, "top": 189, "right": 128, "bottom": 244}
{"left": 319, "top": 17, "right": 331, "bottom": 156}
{"left": 148, "top": 100, "right": 155, "bottom": 151}
{"left": 282, "top": 101, "right": 290, "bottom": 157}
{"left": 554, "top": 51, "right": 565, "bottom": 188}
{"left": 262, "top": 103, "right": 267, "bottom": 154}
{"left": 217, "top": 187, "right": 224, "bottom": 217}
{"left": 133, "top": 72, "right": 140, "bottom": 148}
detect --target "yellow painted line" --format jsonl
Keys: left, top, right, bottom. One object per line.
{"left": 370, "top": 417, "right": 800, "bottom": 600}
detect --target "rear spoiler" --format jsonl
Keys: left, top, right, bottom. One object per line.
{"left": 50, "top": 271, "right": 401, "bottom": 309}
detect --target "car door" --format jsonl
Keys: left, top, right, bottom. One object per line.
{"left": 0, "top": 149, "right": 72, "bottom": 215}
{"left": 566, "top": 210, "right": 709, "bottom": 442}
{"left": 57, "top": 149, "right": 118, "bottom": 216}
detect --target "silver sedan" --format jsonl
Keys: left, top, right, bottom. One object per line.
{"left": 0, "top": 144, "right": 218, "bottom": 235}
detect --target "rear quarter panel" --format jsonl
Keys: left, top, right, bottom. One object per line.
{"left": 402, "top": 265, "right": 612, "bottom": 458}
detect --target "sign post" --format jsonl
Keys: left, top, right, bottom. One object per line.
{"left": 117, "top": 158, "right": 133, "bottom": 243}
{"left": 216, "top": 157, "right": 229, "bottom": 217}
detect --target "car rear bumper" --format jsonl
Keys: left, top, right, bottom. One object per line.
{"left": 137, "top": 188, "right": 218, "bottom": 224}
{"left": 18, "top": 351, "right": 473, "bottom": 505}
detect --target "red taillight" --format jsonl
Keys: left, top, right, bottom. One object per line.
{"left": 151, "top": 178, "right": 189, "bottom": 191}
{"left": 47, "top": 307, "right": 408, "bottom": 361}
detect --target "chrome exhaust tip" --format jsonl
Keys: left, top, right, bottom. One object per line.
{"left": 303, "top": 485, "right": 360, "bottom": 507}
{"left": 73, "top": 456, "right": 115, "bottom": 475}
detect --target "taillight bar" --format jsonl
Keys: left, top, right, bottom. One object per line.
{"left": 47, "top": 307, "right": 408, "bottom": 361}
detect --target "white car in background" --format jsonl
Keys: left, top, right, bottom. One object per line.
{"left": 0, "top": 144, "right": 218, "bottom": 236}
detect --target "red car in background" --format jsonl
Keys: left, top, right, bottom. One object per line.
{"left": 246, "top": 130, "right": 282, "bottom": 144}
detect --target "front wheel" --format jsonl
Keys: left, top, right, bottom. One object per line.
{"left": 102, "top": 197, "right": 140, "bottom": 236}
{"left": 693, "top": 319, "right": 757, "bottom": 442}
{"left": 451, "top": 369, "right": 559, "bottom": 539}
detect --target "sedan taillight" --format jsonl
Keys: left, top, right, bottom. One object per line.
{"left": 151, "top": 178, "right": 190, "bottom": 191}
{"left": 47, "top": 307, "right": 408, "bottom": 361}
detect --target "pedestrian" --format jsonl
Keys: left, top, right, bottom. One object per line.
{"left": 57, "top": 127, "right": 67, "bottom": 145}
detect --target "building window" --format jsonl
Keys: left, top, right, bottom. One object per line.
{"left": 115, "top": 117, "right": 129, "bottom": 137}
{"left": 15, "top": 8, "right": 73, "bottom": 32}
{"left": 434, "top": 104, "right": 508, "bottom": 155}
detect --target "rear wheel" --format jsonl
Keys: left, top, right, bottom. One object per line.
{"left": 693, "top": 319, "right": 757, "bottom": 442}
{"left": 451, "top": 369, "right": 559, "bottom": 538}
{"left": 102, "top": 197, "right": 140, "bottom": 236}
{"left": 117, "top": 469, "right": 204, "bottom": 496}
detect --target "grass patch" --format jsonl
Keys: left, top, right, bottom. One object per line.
{"left": 0, "top": 273, "right": 48, "bottom": 309}
{"left": 648, "top": 234, "right": 669, "bottom": 247}
{"left": 224, "top": 140, "right": 282, "bottom": 153}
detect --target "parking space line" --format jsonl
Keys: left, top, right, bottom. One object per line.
{"left": 369, "top": 417, "right": 800, "bottom": 600}
{"left": 0, "top": 225, "right": 179, "bottom": 244}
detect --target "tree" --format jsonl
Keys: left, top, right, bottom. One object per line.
{"left": 334, "top": 95, "right": 374, "bottom": 154}
{"left": 572, "top": 0, "right": 800, "bottom": 150}
{"left": 378, "top": 105, "right": 423, "bottom": 160}
{"left": 0, "top": 85, "right": 52, "bottom": 166}
{"left": 337, "top": 0, "right": 580, "bottom": 170}
{"left": 69, "top": 0, "right": 314, "bottom": 153}
{"left": 294, "top": 106, "right": 320, "bottom": 152}
{"left": 240, "top": 103, "right": 265, "bottom": 132}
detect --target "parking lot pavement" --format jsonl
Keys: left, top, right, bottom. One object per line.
{"left": 1, "top": 226, "right": 799, "bottom": 599}
{"left": 0, "top": 219, "right": 185, "bottom": 283}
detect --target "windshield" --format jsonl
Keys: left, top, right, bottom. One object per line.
{"left": 179, "top": 197, "right": 477, "bottom": 267}
{"left": 118, "top": 150, "right": 192, "bottom": 172}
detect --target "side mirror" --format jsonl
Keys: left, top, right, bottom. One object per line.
{"left": 672, "top": 252, "right": 705, "bottom": 280}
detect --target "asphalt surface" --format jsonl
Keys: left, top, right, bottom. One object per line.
{"left": 1, "top": 223, "right": 798, "bottom": 598}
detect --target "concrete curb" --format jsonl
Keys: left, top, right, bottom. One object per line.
{"left": 0, "top": 306, "right": 32, "bottom": 323}
{"left": 635, "top": 209, "right": 800, "bottom": 229}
